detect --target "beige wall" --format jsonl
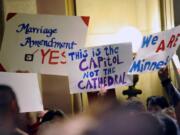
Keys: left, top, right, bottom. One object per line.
{"left": 41, "top": 75, "right": 71, "bottom": 113}
{"left": 3, "top": 0, "right": 37, "bottom": 17}
{"left": 76, "top": 0, "right": 161, "bottom": 35}
{"left": 0, "top": 0, "right": 4, "bottom": 48}
{"left": 37, "top": 0, "right": 66, "bottom": 15}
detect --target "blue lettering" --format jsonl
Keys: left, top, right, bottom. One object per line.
{"left": 86, "top": 80, "right": 93, "bottom": 89}
{"left": 141, "top": 35, "right": 152, "bottom": 48}
{"left": 16, "top": 23, "right": 57, "bottom": 37}
{"left": 129, "top": 60, "right": 141, "bottom": 72}
{"left": 143, "top": 61, "right": 151, "bottom": 71}
{"left": 152, "top": 36, "right": 159, "bottom": 45}
{"left": 78, "top": 80, "right": 85, "bottom": 89}
{"left": 129, "top": 59, "right": 168, "bottom": 73}
{"left": 156, "top": 61, "right": 166, "bottom": 69}
{"left": 79, "top": 59, "right": 88, "bottom": 71}
{"left": 83, "top": 72, "right": 89, "bottom": 79}
{"left": 150, "top": 61, "right": 157, "bottom": 70}
{"left": 107, "top": 76, "right": 114, "bottom": 86}
{"left": 19, "top": 37, "right": 76, "bottom": 49}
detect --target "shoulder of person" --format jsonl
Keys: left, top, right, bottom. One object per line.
{"left": 15, "top": 128, "right": 29, "bottom": 135}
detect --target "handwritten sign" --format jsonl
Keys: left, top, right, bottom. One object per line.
{"left": 0, "top": 13, "right": 89, "bottom": 75}
{"left": 67, "top": 43, "right": 133, "bottom": 94}
{"left": 173, "top": 54, "right": 180, "bottom": 75}
{"left": 128, "top": 26, "right": 180, "bottom": 74}
{"left": 0, "top": 72, "right": 43, "bottom": 112}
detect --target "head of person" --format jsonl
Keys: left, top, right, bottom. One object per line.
{"left": 83, "top": 112, "right": 164, "bottom": 135}
{"left": 146, "top": 96, "right": 169, "bottom": 113}
{"left": 156, "top": 113, "right": 179, "bottom": 135}
{"left": 41, "top": 109, "right": 65, "bottom": 124}
{"left": 121, "top": 99, "right": 146, "bottom": 113}
{"left": 0, "top": 85, "right": 20, "bottom": 134}
{"left": 0, "top": 85, "right": 19, "bottom": 117}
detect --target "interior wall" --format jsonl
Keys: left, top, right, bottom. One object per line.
{"left": 173, "top": 0, "right": 180, "bottom": 26}
{"left": 76, "top": 0, "right": 161, "bottom": 35}
{"left": 0, "top": 0, "right": 4, "bottom": 48}
{"left": 37, "top": 0, "right": 66, "bottom": 15}
{"left": 173, "top": 0, "right": 180, "bottom": 58}
{"left": 76, "top": 0, "right": 164, "bottom": 104}
{"left": 3, "top": 0, "right": 37, "bottom": 17}
{"left": 41, "top": 75, "right": 71, "bottom": 113}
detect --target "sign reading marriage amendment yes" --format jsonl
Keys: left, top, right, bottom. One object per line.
{"left": 0, "top": 13, "right": 89, "bottom": 75}
{"left": 67, "top": 43, "right": 133, "bottom": 94}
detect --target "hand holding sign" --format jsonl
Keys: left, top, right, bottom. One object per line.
{"left": 158, "top": 67, "right": 169, "bottom": 82}
{"left": 98, "top": 85, "right": 108, "bottom": 96}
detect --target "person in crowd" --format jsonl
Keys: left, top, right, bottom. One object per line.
{"left": 158, "top": 67, "right": 180, "bottom": 127}
{"left": 27, "top": 111, "right": 46, "bottom": 135}
{"left": 162, "top": 106, "right": 177, "bottom": 119}
{"left": 40, "top": 110, "right": 65, "bottom": 124}
{"left": 37, "top": 110, "right": 66, "bottom": 135}
{"left": 146, "top": 96, "right": 170, "bottom": 113}
{"left": 83, "top": 100, "right": 179, "bottom": 135}
{"left": 0, "top": 85, "right": 28, "bottom": 135}
{"left": 82, "top": 112, "right": 164, "bottom": 135}
{"left": 156, "top": 113, "right": 179, "bottom": 135}
{"left": 121, "top": 98, "right": 146, "bottom": 113}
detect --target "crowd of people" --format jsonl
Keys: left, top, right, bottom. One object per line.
{"left": 0, "top": 67, "right": 180, "bottom": 135}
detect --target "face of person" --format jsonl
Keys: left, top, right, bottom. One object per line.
{"left": 147, "top": 105, "right": 162, "bottom": 113}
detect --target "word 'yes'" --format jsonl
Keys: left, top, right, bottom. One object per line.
{"left": 41, "top": 49, "right": 66, "bottom": 64}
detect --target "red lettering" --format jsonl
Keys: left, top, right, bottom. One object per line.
{"left": 49, "top": 50, "right": 59, "bottom": 64}
{"left": 156, "top": 40, "right": 165, "bottom": 53}
{"left": 60, "top": 51, "right": 66, "bottom": 64}
{"left": 173, "top": 33, "right": 180, "bottom": 47}
{"left": 41, "top": 49, "right": 50, "bottom": 64}
{"left": 167, "top": 35, "right": 175, "bottom": 48}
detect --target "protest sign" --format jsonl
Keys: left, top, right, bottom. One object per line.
{"left": 128, "top": 26, "right": 180, "bottom": 74}
{"left": 0, "top": 13, "right": 89, "bottom": 75}
{"left": 0, "top": 72, "right": 43, "bottom": 112}
{"left": 172, "top": 54, "right": 180, "bottom": 88}
{"left": 67, "top": 43, "right": 133, "bottom": 94}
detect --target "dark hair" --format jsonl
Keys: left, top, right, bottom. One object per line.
{"left": 146, "top": 96, "right": 169, "bottom": 109}
{"left": 156, "top": 113, "right": 178, "bottom": 135}
{"left": 41, "top": 110, "right": 65, "bottom": 124}
{"left": 0, "top": 85, "right": 19, "bottom": 114}
{"left": 121, "top": 100, "right": 145, "bottom": 113}
{"left": 84, "top": 112, "right": 164, "bottom": 135}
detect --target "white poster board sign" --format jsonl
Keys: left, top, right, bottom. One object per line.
{"left": 128, "top": 26, "right": 180, "bottom": 74}
{"left": 173, "top": 54, "right": 180, "bottom": 75}
{"left": 67, "top": 43, "right": 133, "bottom": 94}
{"left": 0, "top": 13, "right": 89, "bottom": 75}
{"left": 0, "top": 72, "right": 43, "bottom": 112}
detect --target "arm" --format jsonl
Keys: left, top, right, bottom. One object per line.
{"left": 158, "top": 68, "right": 180, "bottom": 106}
{"left": 158, "top": 68, "right": 180, "bottom": 127}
